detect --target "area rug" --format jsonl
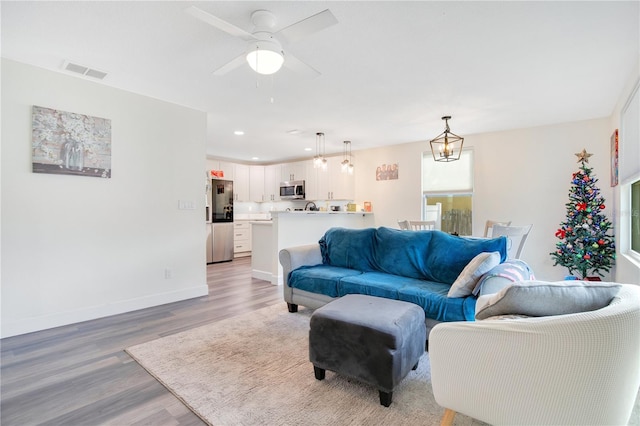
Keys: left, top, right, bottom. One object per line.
{"left": 126, "top": 304, "right": 485, "bottom": 426}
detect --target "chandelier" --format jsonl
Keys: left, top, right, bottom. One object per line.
{"left": 429, "top": 116, "right": 464, "bottom": 162}
{"left": 341, "top": 141, "right": 354, "bottom": 175}
{"left": 313, "top": 132, "right": 327, "bottom": 170}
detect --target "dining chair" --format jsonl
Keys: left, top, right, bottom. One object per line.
{"left": 409, "top": 220, "right": 437, "bottom": 231}
{"left": 491, "top": 224, "right": 533, "bottom": 259}
{"left": 397, "top": 220, "right": 411, "bottom": 230}
{"left": 483, "top": 220, "right": 512, "bottom": 238}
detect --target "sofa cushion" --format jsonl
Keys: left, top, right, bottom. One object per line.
{"left": 288, "top": 265, "right": 363, "bottom": 298}
{"left": 372, "top": 227, "right": 433, "bottom": 279}
{"left": 337, "top": 271, "right": 405, "bottom": 299}
{"left": 425, "top": 232, "right": 508, "bottom": 284}
{"left": 475, "top": 281, "right": 622, "bottom": 320}
{"left": 397, "top": 279, "right": 477, "bottom": 322}
{"left": 448, "top": 251, "right": 501, "bottom": 298}
{"left": 337, "top": 272, "right": 475, "bottom": 322}
{"left": 319, "top": 227, "right": 378, "bottom": 272}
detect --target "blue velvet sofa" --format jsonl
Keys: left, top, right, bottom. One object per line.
{"left": 279, "top": 227, "right": 535, "bottom": 336}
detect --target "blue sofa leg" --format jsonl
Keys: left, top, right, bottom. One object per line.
{"left": 287, "top": 303, "right": 298, "bottom": 313}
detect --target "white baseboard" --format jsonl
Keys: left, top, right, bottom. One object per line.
{"left": 252, "top": 268, "right": 274, "bottom": 284}
{"left": 1, "top": 285, "right": 209, "bottom": 338}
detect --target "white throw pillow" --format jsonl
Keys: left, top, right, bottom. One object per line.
{"left": 475, "top": 280, "right": 622, "bottom": 320}
{"left": 447, "top": 251, "right": 501, "bottom": 298}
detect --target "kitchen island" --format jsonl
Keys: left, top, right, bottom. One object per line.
{"left": 251, "top": 211, "right": 375, "bottom": 285}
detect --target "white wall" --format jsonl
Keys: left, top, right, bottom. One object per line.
{"left": 354, "top": 117, "right": 624, "bottom": 283}
{"left": 1, "top": 59, "right": 208, "bottom": 338}
{"left": 610, "top": 60, "right": 640, "bottom": 285}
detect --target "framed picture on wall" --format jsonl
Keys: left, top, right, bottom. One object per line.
{"left": 610, "top": 129, "right": 618, "bottom": 187}
{"left": 375, "top": 163, "right": 398, "bottom": 180}
{"left": 32, "top": 105, "right": 112, "bottom": 178}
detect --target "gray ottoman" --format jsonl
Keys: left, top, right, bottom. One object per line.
{"left": 309, "top": 294, "right": 426, "bottom": 407}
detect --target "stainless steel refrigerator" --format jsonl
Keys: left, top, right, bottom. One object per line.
{"left": 206, "top": 179, "right": 234, "bottom": 263}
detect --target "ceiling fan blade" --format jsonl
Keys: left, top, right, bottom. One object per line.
{"left": 212, "top": 53, "right": 247, "bottom": 76}
{"left": 185, "top": 6, "right": 255, "bottom": 41}
{"left": 276, "top": 9, "right": 338, "bottom": 44}
{"left": 283, "top": 53, "right": 321, "bottom": 78}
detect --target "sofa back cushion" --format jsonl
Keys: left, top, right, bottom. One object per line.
{"left": 373, "top": 227, "right": 433, "bottom": 279}
{"left": 319, "top": 227, "right": 378, "bottom": 271}
{"left": 320, "top": 227, "right": 508, "bottom": 285}
{"left": 424, "top": 231, "right": 508, "bottom": 285}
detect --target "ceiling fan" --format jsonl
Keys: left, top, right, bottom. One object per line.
{"left": 185, "top": 6, "right": 338, "bottom": 77}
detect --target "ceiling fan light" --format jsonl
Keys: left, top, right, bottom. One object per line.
{"left": 246, "top": 40, "right": 284, "bottom": 75}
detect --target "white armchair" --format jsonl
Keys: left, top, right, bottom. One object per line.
{"left": 430, "top": 282, "right": 640, "bottom": 426}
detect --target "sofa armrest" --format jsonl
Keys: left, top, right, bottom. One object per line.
{"left": 279, "top": 243, "right": 323, "bottom": 287}
{"left": 429, "top": 285, "right": 640, "bottom": 425}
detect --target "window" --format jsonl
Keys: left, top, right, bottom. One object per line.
{"left": 422, "top": 149, "right": 474, "bottom": 235}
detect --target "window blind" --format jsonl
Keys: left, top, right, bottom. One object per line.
{"left": 422, "top": 149, "right": 474, "bottom": 194}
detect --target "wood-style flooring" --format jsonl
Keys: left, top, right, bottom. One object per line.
{"left": 1, "top": 257, "right": 282, "bottom": 425}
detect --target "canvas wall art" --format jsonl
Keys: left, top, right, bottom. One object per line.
{"left": 32, "top": 106, "right": 112, "bottom": 178}
{"left": 610, "top": 129, "right": 618, "bottom": 187}
{"left": 376, "top": 163, "right": 398, "bottom": 180}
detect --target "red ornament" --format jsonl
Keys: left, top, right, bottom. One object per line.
{"left": 555, "top": 229, "right": 566, "bottom": 239}
{"left": 584, "top": 254, "right": 591, "bottom": 259}
{"left": 600, "top": 204, "right": 606, "bottom": 210}
{"left": 576, "top": 203, "right": 587, "bottom": 211}
{"left": 598, "top": 239, "right": 605, "bottom": 245}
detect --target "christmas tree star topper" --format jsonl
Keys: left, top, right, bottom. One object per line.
{"left": 575, "top": 148, "right": 593, "bottom": 163}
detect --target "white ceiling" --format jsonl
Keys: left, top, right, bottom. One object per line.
{"left": 2, "top": 1, "right": 638, "bottom": 163}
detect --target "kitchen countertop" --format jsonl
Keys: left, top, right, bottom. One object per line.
{"left": 271, "top": 210, "right": 372, "bottom": 215}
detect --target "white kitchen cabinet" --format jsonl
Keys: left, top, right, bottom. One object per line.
{"left": 328, "top": 156, "right": 355, "bottom": 200}
{"left": 249, "top": 165, "right": 265, "bottom": 202}
{"left": 305, "top": 157, "right": 354, "bottom": 201}
{"left": 206, "top": 159, "right": 234, "bottom": 180}
{"left": 233, "top": 221, "right": 251, "bottom": 257}
{"left": 264, "top": 164, "right": 280, "bottom": 201}
{"left": 281, "top": 161, "right": 307, "bottom": 182}
{"left": 218, "top": 161, "right": 235, "bottom": 180}
{"left": 234, "top": 164, "right": 250, "bottom": 202}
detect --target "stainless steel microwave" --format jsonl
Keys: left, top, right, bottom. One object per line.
{"left": 280, "top": 180, "right": 305, "bottom": 199}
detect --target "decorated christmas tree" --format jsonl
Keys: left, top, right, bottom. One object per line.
{"left": 550, "top": 149, "right": 616, "bottom": 279}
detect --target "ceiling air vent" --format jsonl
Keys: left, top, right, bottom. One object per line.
{"left": 62, "top": 61, "right": 108, "bottom": 80}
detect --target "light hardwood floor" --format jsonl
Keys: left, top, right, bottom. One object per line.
{"left": 1, "top": 257, "right": 282, "bottom": 425}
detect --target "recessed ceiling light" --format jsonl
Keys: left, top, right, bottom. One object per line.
{"left": 304, "top": 147, "right": 312, "bottom": 152}
{"left": 287, "top": 129, "right": 302, "bottom": 135}
{"left": 251, "top": 156, "right": 259, "bottom": 160}
{"left": 234, "top": 130, "right": 245, "bottom": 136}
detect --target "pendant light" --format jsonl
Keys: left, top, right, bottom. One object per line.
{"left": 429, "top": 116, "right": 464, "bottom": 162}
{"left": 341, "top": 141, "right": 354, "bottom": 175}
{"left": 313, "top": 132, "right": 327, "bottom": 170}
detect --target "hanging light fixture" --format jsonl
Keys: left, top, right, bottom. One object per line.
{"left": 313, "top": 132, "right": 327, "bottom": 170}
{"left": 245, "top": 38, "right": 284, "bottom": 75}
{"left": 341, "top": 141, "right": 354, "bottom": 175}
{"left": 429, "top": 116, "right": 464, "bottom": 162}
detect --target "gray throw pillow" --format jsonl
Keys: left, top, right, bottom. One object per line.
{"left": 475, "top": 280, "right": 621, "bottom": 320}
{"left": 448, "top": 251, "right": 501, "bottom": 298}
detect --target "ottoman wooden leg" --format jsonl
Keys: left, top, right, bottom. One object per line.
{"left": 412, "top": 360, "right": 419, "bottom": 370}
{"left": 313, "top": 365, "right": 325, "bottom": 380}
{"left": 379, "top": 390, "right": 392, "bottom": 407}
